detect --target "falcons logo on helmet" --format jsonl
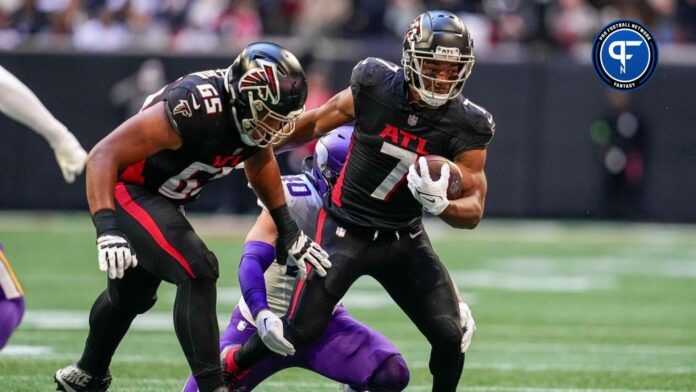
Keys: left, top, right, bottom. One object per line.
{"left": 406, "top": 15, "right": 423, "bottom": 43}
{"left": 238, "top": 59, "right": 281, "bottom": 104}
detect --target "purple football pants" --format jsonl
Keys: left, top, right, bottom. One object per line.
{"left": 0, "top": 289, "right": 25, "bottom": 350}
{"left": 183, "top": 305, "right": 409, "bottom": 391}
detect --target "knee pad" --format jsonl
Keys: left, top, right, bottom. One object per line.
{"left": 107, "top": 288, "right": 158, "bottom": 315}
{"left": 432, "top": 315, "right": 463, "bottom": 346}
{"left": 195, "top": 250, "right": 220, "bottom": 281}
{"left": 368, "top": 355, "right": 410, "bottom": 391}
{"left": 134, "top": 295, "right": 158, "bottom": 314}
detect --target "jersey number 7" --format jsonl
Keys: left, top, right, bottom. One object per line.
{"left": 370, "top": 143, "right": 417, "bottom": 200}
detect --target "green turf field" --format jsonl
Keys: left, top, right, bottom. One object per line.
{"left": 1, "top": 213, "right": 695, "bottom": 391}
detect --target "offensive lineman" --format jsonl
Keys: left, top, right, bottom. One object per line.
{"left": 0, "top": 65, "right": 87, "bottom": 350}
{"left": 226, "top": 12, "right": 492, "bottom": 391}
{"left": 54, "top": 42, "right": 329, "bottom": 392}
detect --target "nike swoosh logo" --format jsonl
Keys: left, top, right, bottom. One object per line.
{"left": 191, "top": 95, "right": 201, "bottom": 109}
{"left": 417, "top": 190, "right": 436, "bottom": 203}
{"left": 409, "top": 230, "right": 423, "bottom": 239}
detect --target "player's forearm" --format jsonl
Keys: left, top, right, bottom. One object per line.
{"left": 85, "top": 146, "right": 120, "bottom": 214}
{"left": 0, "top": 66, "right": 76, "bottom": 148}
{"left": 246, "top": 151, "right": 287, "bottom": 211}
{"left": 275, "top": 109, "right": 320, "bottom": 152}
{"left": 439, "top": 194, "right": 484, "bottom": 229}
{"left": 238, "top": 241, "right": 276, "bottom": 318}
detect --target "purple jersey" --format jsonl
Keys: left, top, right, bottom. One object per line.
{"left": 0, "top": 245, "right": 22, "bottom": 300}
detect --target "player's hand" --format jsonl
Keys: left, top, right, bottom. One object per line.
{"left": 407, "top": 157, "right": 450, "bottom": 215}
{"left": 255, "top": 309, "right": 295, "bottom": 356}
{"left": 96, "top": 233, "right": 138, "bottom": 279}
{"left": 459, "top": 302, "right": 476, "bottom": 353}
{"left": 272, "top": 205, "right": 331, "bottom": 279}
{"left": 281, "top": 231, "right": 331, "bottom": 280}
{"left": 53, "top": 135, "right": 87, "bottom": 183}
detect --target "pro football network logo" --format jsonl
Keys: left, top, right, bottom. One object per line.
{"left": 592, "top": 20, "right": 658, "bottom": 90}
{"left": 238, "top": 59, "right": 281, "bottom": 104}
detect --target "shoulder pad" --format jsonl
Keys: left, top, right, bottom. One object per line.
{"left": 351, "top": 57, "right": 400, "bottom": 88}
{"left": 463, "top": 98, "right": 495, "bottom": 136}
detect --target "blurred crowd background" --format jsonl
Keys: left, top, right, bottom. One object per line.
{"left": 1, "top": 0, "right": 695, "bottom": 221}
{"left": 2, "top": 0, "right": 696, "bottom": 56}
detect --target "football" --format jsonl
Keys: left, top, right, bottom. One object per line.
{"left": 414, "top": 155, "right": 464, "bottom": 200}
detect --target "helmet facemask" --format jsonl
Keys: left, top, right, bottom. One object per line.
{"left": 235, "top": 91, "right": 304, "bottom": 148}
{"left": 403, "top": 46, "right": 474, "bottom": 108}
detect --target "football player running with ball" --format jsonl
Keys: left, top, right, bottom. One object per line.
{"left": 54, "top": 42, "right": 329, "bottom": 392}
{"left": 184, "top": 127, "right": 415, "bottom": 392}
{"left": 226, "top": 11, "right": 490, "bottom": 392}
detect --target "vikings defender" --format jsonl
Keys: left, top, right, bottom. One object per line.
{"left": 184, "top": 127, "right": 414, "bottom": 392}
{"left": 54, "top": 42, "right": 329, "bottom": 392}
{"left": 0, "top": 244, "right": 23, "bottom": 350}
{"left": 228, "top": 12, "right": 489, "bottom": 391}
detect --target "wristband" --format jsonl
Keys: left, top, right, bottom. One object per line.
{"left": 92, "top": 209, "right": 120, "bottom": 237}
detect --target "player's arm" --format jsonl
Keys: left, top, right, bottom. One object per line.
{"left": 439, "top": 149, "right": 488, "bottom": 229}
{"left": 245, "top": 150, "right": 331, "bottom": 278}
{"left": 244, "top": 148, "right": 288, "bottom": 211}
{"left": 87, "top": 101, "right": 182, "bottom": 279}
{"left": 237, "top": 212, "right": 295, "bottom": 356}
{"left": 87, "top": 101, "right": 182, "bottom": 213}
{"left": 0, "top": 65, "right": 88, "bottom": 183}
{"left": 239, "top": 212, "right": 277, "bottom": 320}
{"left": 275, "top": 87, "right": 355, "bottom": 152}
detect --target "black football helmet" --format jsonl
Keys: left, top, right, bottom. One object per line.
{"left": 401, "top": 11, "right": 475, "bottom": 108}
{"left": 227, "top": 42, "right": 307, "bottom": 147}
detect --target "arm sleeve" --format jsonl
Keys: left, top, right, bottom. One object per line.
{"left": 449, "top": 108, "right": 495, "bottom": 158}
{"left": 0, "top": 65, "right": 78, "bottom": 148}
{"left": 162, "top": 84, "right": 209, "bottom": 139}
{"left": 238, "top": 241, "right": 276, "bottom": 318}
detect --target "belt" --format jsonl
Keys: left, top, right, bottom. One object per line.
{"left": 332, "top": 220, "right": 421, "bottom": 242}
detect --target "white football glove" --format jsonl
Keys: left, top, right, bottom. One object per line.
{"left": 283, "top": 231, "right": 331, "bottom": 280}
{"left": 255, "top": 309, "right": 295, "bottom": 356}
{"left": 407, "top": 157, "right": 450, "bottom": 216}
{"left": 459, "top": 302, "right": 476, "bottom": 353}
{"left": 97, "top": 234, "right": 138, "bottom": 279}
{"left": 52, "top": 135, "right": 87, "bottom": 183}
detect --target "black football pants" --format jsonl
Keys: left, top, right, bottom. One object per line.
{"left": 238, "top": 210, "right": 464, "bottom": 392}
{"left": 77, "top": 183, "right": 224, "bottom": 392}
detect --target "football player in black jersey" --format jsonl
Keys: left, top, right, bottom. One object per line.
{"left": 227, "top": 12, "right": 492, "bottom": 392}
{"left": 54, "top": 42, "right": 330, "bottom": 392}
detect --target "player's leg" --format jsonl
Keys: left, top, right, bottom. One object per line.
{"left": 0, "top": 244, "right": 25, "bottom": 350}
{"left": 371, "top": 229, "right": 463, "bottom": 392}
{"left": 0, "top": 296, "right": 24, "bottom": 350}
{"left": 183, "top": 307, "right": 302, "bottom": 392}
{"left": 76, "top": 265, "right": 161, "bottom": 377}
{"left": 304, "top": 305, "right": 410, "bottom": 391}
{"left": 112, "top": 183, "right": 225, "bottom": 391}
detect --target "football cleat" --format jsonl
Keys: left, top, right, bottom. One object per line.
{"left": 221, "top": 345, "right": 250, "bottom": 390}
{"left": 54, "top": 364, "right": 111, "bottom": 392}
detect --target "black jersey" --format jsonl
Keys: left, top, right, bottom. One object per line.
{"left": 119, "top": 69, "right": 259, "bottom": 202}
{"left": 325, "top": 58, "right": 495, "bottom": 229}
